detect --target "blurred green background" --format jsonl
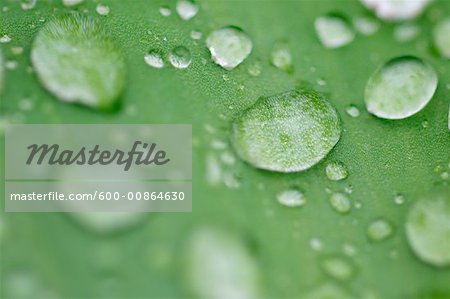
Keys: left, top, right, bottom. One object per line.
{"left": 1, "top": 0, "right": 449, "bottom": 298}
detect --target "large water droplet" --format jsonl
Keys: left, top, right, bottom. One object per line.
{"left": 433, "top": 18, "right": 450, "bottom": 59}
{"left": 361, "top": 0, "right": 431, "bottom": 21}
{"left": 325, "top": 161, "right": 348, "bottom": 181}
{"left": 277, "top": 189, "right": 306, "bottom": 207}
{"left": 31, "top": 13, "right": 126, "bottom": 110}
{"left": 406, "top": 195, "right": 450, "bottom": 267}
{"left": 315, "top": 13, "right": 355, "bottom": 49}
{"left": 270, "top": 43, "right": 293, "bottom": 73}
{"left": 231, "top": 89, "right": 341, "bottom": 172}
{"left": 365, "top": 56, "right": 438, "bottom": 119}
{"left": 321, "top": 256, "right": 355, "bottom": 280}
{"left": 176, "top": 0, "right": 199, "bottom": 20}
{"left": 329, "top": 192, "right": 351, "bottom": 214}
{"left": 367, "top": 219, "right": 394, "bottom": 241}
{"left": 169, "top": 46, "right": 192, "bottom": 69}
{"left": 206, "top": 26, "right": 252, "bottom": 70}
{"left": 144, "top": 49, "right": 165, "bottom": 69}
{"left": 185, "top": 228, "right": 261, "bottom": 299}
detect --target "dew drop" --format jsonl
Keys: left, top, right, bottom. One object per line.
{"left": 309, "top": 238, "right": 323, "bottom": 251}
{"left": 365, "top": 56, "right": 438, "bottom": 119}
{"left": 367, "top": 219, "right": 394, "bottom": 241}
{"left": 394, "top": 22, "right": 420, "bottom": 43}
{"left": 190, "top": 30, "right": 202, "bottom": 40}
{"left": 11, "top": 46, "right": 24, "bottom": 55}
{"left": 321, "top": 256, "right": 355, "bottom": 281}
{"left": 406, "top": 195, "right": 450, "bottom": 267}
{"left": 184, "top": 228, "right": 261, "bottom": 299}
{"left": 96, "top": 4, "right": 110, "bottom": 16}
{"left": 169, "top": 46, "right": 191, "bottom": 69}
{"left": 342, "top": 242, "right": 357, "bottom": 256}
{"left": 144, "top": 49, "right": 164, "bottom": 69}
{"left": 353, "top": 16, "right": 380, "bottom": 36}
{"left": 0, "top": 34, "right": 11, "bottom": 43}
{"left": 205, "top": 154, "right": 222, "bottom": 186}
{"left": 21, "top": 0, "right": 36, "bottom": 10}
{"left": 206, "top": 26, "right": 252, "bottom": 70}
{"left": 421, "top": 120, "right": 429, "bottom": 128}
{"left": 247, "top": 60, "right": 262, "bottom": 77}
{"left": 231, "top": 89, "right": 341, "bottom": 172}
{"left": 329, "top": 192, "right": 351, "bottom": 214}
{"left": 159, "top": 6, "right": 171, "bottom": 17}
{"left": 176, "top": 0, "right": 199, "bottom": 20}
{"left": 361, "top": 0, "right": 431, "bottom": 21}
{"left": 277, "top": 189, "right": 306, "bottom": 207}
{"left": 5, "top": 60, "right": 17, "bottom": 70}
{"left": 433, "top": 18, "right": 450, "bottom": 59}
{"left": 346, "top": 105, "right": 360, "bottom": 117}
{"left": 394, "top": 194, "right": 405, "bottom": 205}
{"left": 325, "top": 161, "right": 348, "bottom": 181}
{"left": 315, "top": 13, "right": 355, "bottom": 49}
{"left": 270, "top": 43, "right": 293, "bottom": 73}
{"left": 62, "top": 0, "right": 84, "bottom": 6}
{"left": 31, "top": 13, "right": 126, "bottom": 110}
{"left": 441, "top": 171, "right": 449, "bottom": 180}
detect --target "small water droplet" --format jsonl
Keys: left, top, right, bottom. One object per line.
{"left": 277, "top": 189, "right": 306, "bottom": 207}
{"left": 316, "top": 79, "right": 327, "bottom": 86}
{"left": 210, "top": 139, "right": 227, "bottom": 150}
{"left": 394, "top": 194, "right": 405, "bottom": 205}
{"left": 169, "top": 46, "right": 191, "bottom": 69}
{"left": 441, "top": 171, "right": 449, "bottom": 180}
{"left": 205, "top": 154, "right": 221, "bottom": 185}
{"left": 220, "top": 151, "right": 236, "bottom": 165}
{"left": 11, "top": 46, "right": 24, "bottom": 55}
{"left": 361, "top": 0, "right": 431, "bottom": 21}
{"left": 18, "top": 98, "right": 33, "bottom": 111}
{"left": 394, "top": 22, "right": 420, "bottom": 43}
{"left": 406, "top": 195, "right": 450, "bottom": 267}
{"left": 344, "top": 185, "right": 353, "bottom": 194}
{"left": 309, "top": 238, "right": 323, "bottom": 251}
{"left": 315, "top": 13, "right": 354, "bottom": 49}
{"left": 270, "top": 43, "right": 292, "bottom": 73}
{"left": 222, "top": 74, "right": 230, "bottom": 81}
{"left": 433, "top": 18, "right": 450, "bottom": 58}
{"left": 367, "top": 219, "right": 394, "bottom": 241}
{"left": 365, "top": 56, "right": 438, "bottom": 119}
{"left": 321, "top": 256, "right": 355, "bottom": 280}
{"left": 421, "top": 120, "right": 429, "bottom": 128}
{"left": 144, "top": 49, "right": 165, "bottom": 69}
{"left": 0, "top": 34, "right": 11, "bottom": 43}
{"left": 31, "top": 13, "right": 126, "bottom": 110}
{"left": 247, "top": 60, "right": 262, "bottom": 77}
{"left": 342, "top": 242, "right": 357, "bottom": 256}
{"left": 346, "top": 105, "right": 360, "bottom": 117}
{"left": 206, "top": 26, "right": 252, "bottom": 70}
{"left": 329, "top": 192, "right": 351, "bottom": 214}
{"left": 190, "top": 30, "right": 202, "bottom": 40}
{"left": 231, "top": 89, "right": 341, "bottom": 172}
{"left": 21, "top": 0, "right": 36, "bottom": 10}
{"left": 223, "top": 172, "right": 241, "bottom": 189}
{"left": 62, "top": 0, "right": 84, "bottom": 7}
{"left": 176, "top": 0, "right": 198, "bottom": 20}
{"left": 353, "top": 16, "right": 380, "bottom": 36}
{"left": 325, "top": 161, "right": 348, "bottom": 181}
{"left": 159, "top": 6, "right": 171, "bottom": 17}
{"left": 96, "top": 4, "right": 110, "bottom": 16}
{"left": 5, "top": 60, "right": 17, "bottom": 70}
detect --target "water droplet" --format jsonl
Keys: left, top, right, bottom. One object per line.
{"left": 190, "top": 30, "right": 202, "bottom": 40}
{"left": 277, "top": 189, "right": 306, "bottom": 207}
{"left": 220, "top": 151, "right": 236, "bottom": 165}
{"left": 63, "top": 0, "right": 84, "bottom": 6}
{"left": 433, "top": 18, "right": 450, "bottom": 59}
{"left": 329, "top": 192, "right": 351, "bottom": 214}
{"left": 406, "top": 195, "right": 450, "bottom": 267}
{"left": 315, "top": 13, "right": 354, "bottom": 49}
{"left": 440, "top": 171, "right": 449, "bottom": 180}
{"left": 231, "top": 89, "right": 341, "bottom": 172}
{"left": 321, "top": 256, "right": 355, "bottom": 280}
{"left": 11, "top": 46, "right": 24, "bottom": 55}
{"left": 365, "top": 56, "right": 438, "bottom": 119}
{"left": 361, "top": 0, "right": 431, "bottom": 21}
{"left": 421, "top": 120, "right": 429, "bottom": 128}
{"left": 176, "top": 0, "right": 199, "bottom": 20}
{"left": 168, "top": 46, "right": 191, "bottom": 69}
{"left": 21, "top": 0, "right": 36, "bottom": 10}
{"left": 325, "top": 161, "right": 348, "bottom": 181}
{"left": 394, "top": 194, "right": 405, "bottom": 205}
{"left": 185, "top": 228, "right": 261, "bottom": 299}
{"left": 342, "top": 242, "right": 357, "bottom": 256}
{"left": 206, "top": 26, "right": 252, "bottom": 70}
{"left": 31, "top": 13, "right": 126, "bottom": 110}
{"left": 247, "top": 60, "right": 262, "bottom": 77}
{"left": 353, "top": 16, "right": 380, "bottom": 36}
{"left": 144, "top": 49, "right": 165, "bottom": 69}
{"left": 394, "top": 22, "right": 420, "bottom": 43}
{"left": 205, "top": 154, "right": 221, "bottom": 186}
{"left": 5, "top": 60, "right": 18, "bottom": 70}
{"left": 19, "top": 98, "right": 33, "bottom": 111}
{"left": 223, "top": 172, "right": 241, "bottom": 189}
{"left": 344, "top": 185, "right": 353, "bottom": 194}
{"left": 309, "top": 238, "right": 323, "bottom": 251}
{"left": 367, "top": 219, "right": 394, "bottom": 241}
{"left": 159, "top": 6, "right": 171, "bottom": 17}
{"left": 210, "top": 139, "right": 227, "bottom": 150}
{"left": 96, "top": 4, "right": 110, "bottom": 16}
{"left": 316, "top": 79, "right": 327, "bottom": 86}
{"left": 0, "top": 34, "right": 11, "bottom": 43}
{"left": 270, "top": 43, "right": 293, "bottom": 73}
{"left": 346, "top": 105, "right": 360, "bottom": 117}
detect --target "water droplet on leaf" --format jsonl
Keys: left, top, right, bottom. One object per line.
{"left": 270, "top": 43, "right": 293, "bottom": 73}
{"left": 321, "top": 256, "right": 355, "bottom": 280}
{"left": 394, "top": 22, "right": 420, "bottom": 43}
{"left": 0, "top": 34, "right": 11, "bottom": 43}
{"left": 96, "top": 4, "right": 110, "bottom": 16}
{"left": 277, "top": 189, "right": 306, "bottom": 207}
{"left": 325, "top": 161, "right": 348, "bottom": 181}
{"left": 367, "top": 219, "right": 394, "bottom": 241}
{"left": 353, "top": 16, "right": 380, "bottom": 36}
{"left": 176, "top": 0, "right": 199, "bottom": 20}
{"left": 329, "top": 192, "right": 351, "bottom": 213}
{"left": 361, "top": 0, "right": 431, "bottom": 21}
{"left": 346, "top": 105, "right": 360, "bottom": 117}
{"left": 159, "top": 6, "right": 171, "bottom": 17}
{"left": 169, "top": 46, "right": 191, "bottom": 69}
{"left": 315, "top": 13, "right": 354, "bottom": 49}
{"left": 63, "top": 0, "right": 84, "bottom": 6}
{"left": 144, "top": 49, "right": 165, "bottom": 69}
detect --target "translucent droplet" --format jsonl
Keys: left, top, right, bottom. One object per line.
{"left": 325, "top": 161, "right": 348, "bottom": 181}
{"left": 421, "top": 120, "right": 429, "bottom": 128}
{"left": 441, "top": 171, "right": 449, "bottom": 180}
{"left": 231, "top": 89, "right": 341, "bottom": 173}
{"left": 31, "top": 14, "right": 126, "bottom": 110}
{"left": 223, "top": 172, "right": 241, "bottom": 189}
{"left": 205, "top": 154, "right": 221, "bottom": 186}
{"left": 96, "top": 4, "right": 110, "bottom": 16}
{"left": 321, "top": 256, "right": 355, "bottom": 280}
{"left": 315, "top": 14, "right": 355, "bottom": 49}
{"left": 185, "top": 228, "right": 261, "bottom": 299}
{"left": 270, "top": 43, "right": 293, "bottom": 73}
{"left": 144, "top": 49, "right": 165, "bottom": 69}
{"left": 353, "top": 16, "right": 380, "bottom": 36}
{"left": 329, "top": 192, "right": 351, "bottom": 214}
{"left": 394, "top": 194, "right": 405, "bottom": 205}
{"left": 62, "top": 0, "right": 84, "bottom": 6}
{"left": 342, "top": 242, "right": 357, "bottom": 256}
{"left": 277, "top": 189, "right": 306, "bottom": 207}
{"left": 220, "top": 151, "right": 236, "bottom": 165}
{"left": 190, "top": 30, "right": 202, "bottom": 40}
{"left": 0, "top": 34, "right": 11, "bottom": 43}
{"left": 176, "top": 0, "right": 199, "bottom": 21}
{"left": 406, "top": 195, "right": 450, "bottom": 266}
{"left": 169, "top": 46, "right": 191, "bottom": 69}
{"left": 394, "top": 23, "right": 420, "bottom": 43}
{"left": 433, "top": 18, "right": 450, "bottom": 59}
{"left": 365, "top": 56, "right": 438, "bottom": 119}
{"left": 159, "top": 6, "right": 171, "bottom": 17}
{"left": 247, "top": 61, "right": 262, "bottom": 77}
{"left": 206, "top": 26, "right": 252, "bottom": 70}
{"left": 5, "top": 60, "right": 18, "bottom": 70}
{"left": 309, "top": 238, "right": 323, "bottom": 251}
{"left": 361, "top": 0, "right": 431, "bottom": 21}
{"left": 367, "top": 219, "right": 394, "bottom": 241}
{"left": 346, "top": 105, "right": 360, "bottom": 117}
{"left": 21, "top": 0, "right": 36, "bottom": 10}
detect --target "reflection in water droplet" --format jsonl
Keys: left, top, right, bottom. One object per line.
{"left": 315, "top": 14, "right": 354, "bottom": 49}
{"left": 365, "top": 56, "right": 438, "bottom": 119}
{"left": 367, "top": 219, "right": 394, "bottom": 241}
{"left": 144, "top": 49, "right": 165, "bottom": 69}
{"left": 176, "top": 0, "right": 199, "bottom": 20}
{"left": 277, "top": 189, "right": 306, "bottom": 207}
{"left": 169, "top": 46, "right": 192, "bottom": 69}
